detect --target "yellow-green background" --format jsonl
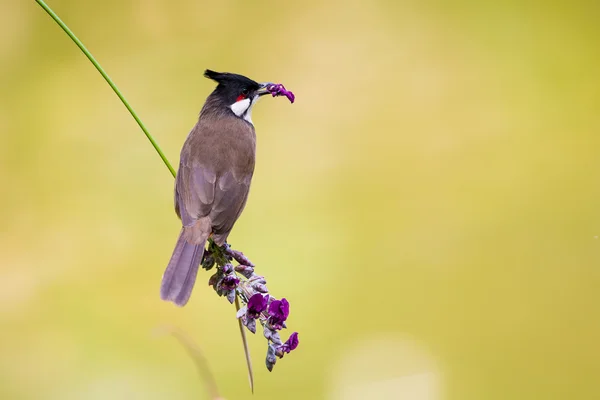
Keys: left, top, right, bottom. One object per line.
{"left": 1, "top": 1, "right": 599, "bottom": 399}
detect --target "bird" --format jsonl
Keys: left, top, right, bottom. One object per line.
{"left": 160, "top": 69, "right": 273, "bottom": 307}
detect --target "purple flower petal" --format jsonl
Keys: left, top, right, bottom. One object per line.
{"left": 268, "top": 298, "right": 290, "bottom": 330}
{"left": 276, "top": 332, "right": 299, "bottom": 355}
{"left": 219, "top": 274, "right": 239, "bottom": 291}
{"left": 266, "top": 83, "right": 295, "bottom": 103}
{"left": 268, "top": 298, "right": 290, "bottom": 319}
{"left": 247, "top": 293, "right": 268, "bottom": 318}
{"left": 284, "top": 332, "right": 299, "bottom": 352}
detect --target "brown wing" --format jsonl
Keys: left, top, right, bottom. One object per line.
{"left": 175, "top": 159, "right": 252, "bottom": 238}
{"left": 175, "top": 115, "right": 256, "bottom": 239}
{"left": 210, "top": 170, "right": 252, "bottom": 236}
{"left": 175, "top": 161, "right": 216, "bottom": 227}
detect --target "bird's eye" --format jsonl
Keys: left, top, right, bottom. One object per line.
{"left": 241, "top": 88, "right": 249, "bottom": 96}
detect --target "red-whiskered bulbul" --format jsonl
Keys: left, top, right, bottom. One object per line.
{"left": 160, "top": 70, "right": 276, "bottom": 307}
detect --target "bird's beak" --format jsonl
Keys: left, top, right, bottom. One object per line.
{"left": 256, "top": 82, "right": 273, "bottom": 97}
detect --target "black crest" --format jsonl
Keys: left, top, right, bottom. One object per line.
{"left": 204, "top": 69, "right": 260, "bottom": 89}
{"left": 203, "top": 69, "right": 228, "bottom": 83}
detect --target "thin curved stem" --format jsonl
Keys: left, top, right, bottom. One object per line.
{"left": 34, "top": 0, "right": 176, "bottom": 178}
{"left": 35, "top": 0, "right": 254, "bottom": 390}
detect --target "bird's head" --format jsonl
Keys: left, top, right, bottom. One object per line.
{"left": 203, "top": 69, "right": 272, "bottom": 124}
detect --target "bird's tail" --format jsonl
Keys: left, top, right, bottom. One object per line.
{"left": 160, "top": 228, "right": 206, "bottom": 307}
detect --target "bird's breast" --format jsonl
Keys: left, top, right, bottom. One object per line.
{"left": 185, "top": 115, "right": 256, "bottom": 176}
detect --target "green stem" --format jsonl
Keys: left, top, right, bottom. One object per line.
{"left": 34, "top": 0, "right": 176, "bottom": 178}
{"left": 35, "top": 0, "right": 254, "bottom": 390}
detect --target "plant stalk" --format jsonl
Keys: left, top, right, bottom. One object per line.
{"left": 34, "top": 0, "right": 253, "bottom": 391}
{"left": 34, "top": 0, "right": 176, "bottom": 178}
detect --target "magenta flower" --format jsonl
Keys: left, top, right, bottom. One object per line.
{"left": 279, "top": 332, "right": 299, "bottom": 354}
{"left": 268, "top": 298, "right": 290, "bottom": 330}
{"left": 219, "top": 274, "right": 239, "bottom": 291}
{"left": 247, "top": 293, "right": 268, "bottom": 319}
{"left": 266, "top": 83, "right": 295, "bottom": 103}
{"left": 207, "top": 241, "right": 299, "bottom": 371}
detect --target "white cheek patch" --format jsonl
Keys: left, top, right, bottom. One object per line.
{"left": 243, "top": 95, "right": 262, "bottom": 125}
{"left": 230, "top": 98, "right": 250, "bottom": 117}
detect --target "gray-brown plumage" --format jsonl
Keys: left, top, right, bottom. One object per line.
{"left": 161, "top": 70, "right": 271, "bottom": 306}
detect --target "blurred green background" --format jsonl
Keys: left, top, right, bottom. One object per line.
{"left": 1, "top": 1, "right": 599, "bottom": 399}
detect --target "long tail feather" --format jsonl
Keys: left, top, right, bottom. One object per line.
{"left": 161, "top": 229, "right": 205, "bottom": 307}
